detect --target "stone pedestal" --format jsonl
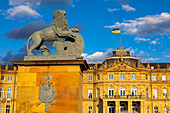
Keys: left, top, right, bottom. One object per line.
{"left": 11, "top": 60, "right": 88, "bottom": 113}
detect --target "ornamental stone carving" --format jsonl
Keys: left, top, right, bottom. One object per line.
{"left": 38, "top": 75, "right": 56, "bottom": 112}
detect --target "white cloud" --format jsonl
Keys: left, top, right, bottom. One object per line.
{"left": 108, "top": 8, "right": 119, "bottom": 12}
{"left": 127, "top": 47, "right": 135, "bottom": 54}
{"left": 8, "top": 0, "right": 73, "bottom": 8}
{"left": 150, "top": 38, "right": 160, "bottom": 45}
{"left": 164, "top": 55, "right": 170, "bottom": 58}
{"left": 9, "top": 0, "right": 41, "bottom": 7}
{"left": 136, "top": 51, "right": 149, "bottom": 57}
{"left": 81, "top": 48, "right": 113, "bottom": 63}
{"left": 122, "top": 5, "right": 136, "bottom": 12}
{"left": 5, "top": 0, "right": 74, "bottom": 20}
{"left": 6, "top": 5, "right": 42, "bottom": 20}
{"left": 147, "top": 58, "right": 160, "bottom": 61}
{"left": 139, "top": 57, "right": 160, "bottom": 62}
{"left": 104, "top": 13, "right": 170, "bottom": 36}
{"left": 134, "top": 37, "right": 150, "bottom": 42}
{"left": 150, "top": 41, "right": 157, "bottom": 45}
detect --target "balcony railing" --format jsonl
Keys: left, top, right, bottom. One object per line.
{"left": 103, "top": 95, "right": 145, "bottom": 99}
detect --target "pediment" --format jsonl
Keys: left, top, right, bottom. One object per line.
{"left": 106, "top": 62, "right": 139, "bottom": 72}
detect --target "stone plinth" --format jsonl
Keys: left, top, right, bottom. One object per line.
{"left": 11, "top": 60, "right": 88, "bottom": 113}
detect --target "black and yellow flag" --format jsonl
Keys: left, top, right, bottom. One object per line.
{"left": 112, "top": 28, "right": 120, "bottom": 33}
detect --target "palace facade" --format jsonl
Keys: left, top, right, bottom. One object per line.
{"left": 0, "top": 65, "right": 17, "bottom": 113}
{"left": 83, "top": 47, "right": 170, "bottom": 113}
{"left": 0, "top": 47, "right": 170, "bottom": 113}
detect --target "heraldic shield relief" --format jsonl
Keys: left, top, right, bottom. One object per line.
{"left": 38, "top": 75, "right": 56, "bottom": 112}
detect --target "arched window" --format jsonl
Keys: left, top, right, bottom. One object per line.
{"left": 0, "top": 88, "right": 3, "bottom": 99}
{"left": 6, "top": 105, "right": 10, "bottom": 113}
{"left": 120, "top": 103, "right": 128, "bottom": 112}
{"left": 163, "top": 89, "right": 167, "bottom": 99}
{"left": 7, "top": 88, "right": 11, "bottom": 100}
{"left": 131, "top": 87, "right": 137, "bottom": 95}
{"left": 120, "top": 87, "right": 125, "bottom": 95}
{"left": 153, "top": 89, "right": 157, "bottom": 99}
{"left": 154, "top": 106, "right": 158, "bottom": 113}
{"left": 164, "top": 106, "right": 168, "bottom": 113}
{"left": 108, "top": 87, "right": 114, "bottom": 95}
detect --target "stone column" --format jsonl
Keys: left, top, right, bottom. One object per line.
{"left": 128, "top": 101, "right": 132, "bottom": 113}
{"left": 116, "top": 101, "right": 120, "bottom": 113}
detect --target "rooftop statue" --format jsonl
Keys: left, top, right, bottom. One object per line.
{"left": 24, "top": 10, "right": 84, "bottom": 61}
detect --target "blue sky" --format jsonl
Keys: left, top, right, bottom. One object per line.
{"left": 0, "top": 0, "right": 170, "bottom": 64}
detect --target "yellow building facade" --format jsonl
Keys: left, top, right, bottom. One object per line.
{"left": 0, "top": 47, "right": 169, "bottom": 113}
{"left": 83, "top": 48, "right": 170, "bottom": 113}
{"left": 0, "top": 65, "right": 17, "bottom": 113}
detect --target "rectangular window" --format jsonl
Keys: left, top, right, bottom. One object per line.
{"left": 88, "top": 106, "right": 92, "bottom": 113}
{"left": 96, "top": 88, "right": 100, "bottom": 98}
{"left": 146, "top": 88, "right": 149, "bottom": 98}
{"left": 109, "top": 74, "right": 113, "bottom": 80}
{"left": 146, "top": 74, "right": 148, "bottom": 80}
{"left": 97, "top": 75, "right": 100, "bottom": 80}
{"left": 88, "top": 76, "right": 92, "bottom": 81}
{"left": 131, "top": 74, "right": 136, "bottom": 79}
{"left": 8, "top": 76, "right": 12, "bottom": 81}
{"left": 153, "top": 89, "right": 157, "bottom": 99}
{"left": 147, "top": 106, "right": 150, "bottom": 113}
{"left": 162, "top": 75, "right": 166, "bottom": 81}
{"left": 152, "top": 75, "right": 157, "bottom": 81}
{"left": 1, "top": 76, "right": 4, "bottom": 81}
{"left": 120, "top": 74, "right": 125, "bottom": 79}
{"left": 88, "top": 89, "right": 92, "bottom": 99}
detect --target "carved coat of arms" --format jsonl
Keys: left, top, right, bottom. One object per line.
{"left": 38, "top": 75, "right": 56, "bottom": 112}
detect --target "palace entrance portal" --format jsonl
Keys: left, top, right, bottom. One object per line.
{"left": 108, "top": 101, "right": 115, "bottom": 113}
{"left": 132, "top": 101, "right": 140, "bottom": 113}
{"left": 120, "top": 101, "right": 128, "bottom": 113}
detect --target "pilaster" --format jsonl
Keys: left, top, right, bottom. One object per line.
{"left": 116, "top": 101, "right": 120, "bottom": 113}
{"left": 128, "top": 101, "right": 132, "bottom": 113}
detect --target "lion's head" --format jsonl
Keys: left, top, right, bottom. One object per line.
{"left": 51, "top": 10, "right": 68, "bottom": 30}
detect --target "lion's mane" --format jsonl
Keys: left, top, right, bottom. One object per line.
{"left": 51, "top": 10, "right": 68, "bottom": 31}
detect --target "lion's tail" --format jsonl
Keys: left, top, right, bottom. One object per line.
{"left": 26, "top": 35, "right": 32, "bottom": 52}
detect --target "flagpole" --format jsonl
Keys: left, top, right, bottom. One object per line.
{"left": 120, "top": 28, "right": 122, "bottom": 48}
